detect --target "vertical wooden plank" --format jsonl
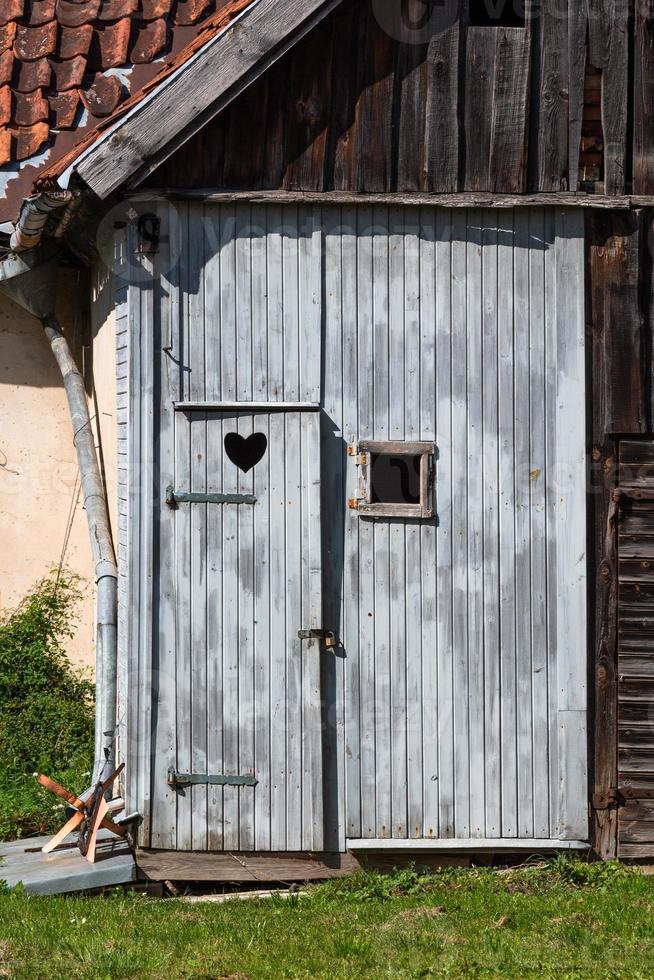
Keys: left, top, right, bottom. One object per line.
{"left": 634, "top": 0, "right": 654, "bottom": 194}
{"left": 424, "top": 25, "right": 460, "bottom": 194}
{"left": 236, "top": 211, "right": 256, "bottom": 853}
{"left": 465, "top": 28, "right": 530, "bottom": 193}
{"left": 555, "top": 208, "right": 588, "bottom": 840}
{"left": 301, "top": 411, "right": 325, "bottom": 850}
{"left": 283, "top": 20, "right": 334, "bottom": 191}
{"left": 251, "top": 218, "right": 271, "bottom": 853}
{"left": 420, "top": 206, "right": 438, "bottom": 839}
{"left": 395, "top": 41, "right": 428, "bottom": 192}
{"left": 481, "top": 208, "right": 501, "bottom": 839}
{"left": 587, "top": 0, "right": 628, "bottom": 194}
{"left": 466, "top": 208, "right": 486, "bottom": 837}
{"left": 388, "top": 205, "right": 408, "bottom": 838}
{"left": 266, "top": 206, "right": 287, "bottom": 850}
{"left": 488, "top": 29, "right": 531, "bottom": 193}
{"left": 150, "top": 202, "right": 179, "bottom": 849}
{"left": 436, "top": 208, "right": 455, "bottom": 837}
{"left": 206, "top": 421, "right": 225, "bottom": 849}
{"left": 357, "top": 205, "right": 376, "bottom": 836}
{"left": 219, "top": 206, "right": 240, "bottom": 850}
{"left": 535, "top": 0, "right": 569, "bottom": 191}
{"left": 404, "top": 208, "right": 423, "bottom": 838}
{"left": 269, "top": 406, "right": 288, "bottom": 849}
{"left": 285, "top": 408, "right": 303, "bottom": 848}
{"left": 568, "top": 0, "right": 587, "bottom": 191}
{"left": 513, "top": 208, "right": 534, "bottom": 839}
{"left": 174, "top": 203, "right": 193, "bottom": 852}
{"left": 372, "top": 206, "right": 392, "bottom": 838}
{"left": 464, "top": 29, "right": 494, "bottom": 192}
{"left": 353, "top": 6, "right": 395, "bottom": 192}
{"left": 498, "top": 208, "right": 518, "bottom": 838}
{"left": 342, "top": 204, "right": 361, "bottom": 840}
{"left": 544, "top": 207, "right": 559, "bottom": 839}
{"left": 322, "top": 205, "right": 346, "bottom": 851}
{"left": 189, "top": 206, "right": 208, "bottom": 852}
{"left": 451, "top": 208, "right": 470, "bottom": 837}
{"left": 528, "top": 208, "right": 550, "bottom": 838}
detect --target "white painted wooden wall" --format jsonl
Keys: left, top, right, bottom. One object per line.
{"left": 118, "top": 203, "right": 588, "bottom": 851}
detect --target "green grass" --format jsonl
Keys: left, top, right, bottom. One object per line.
{"left": 0, "top": 859, "right": 653, "bottom": 978}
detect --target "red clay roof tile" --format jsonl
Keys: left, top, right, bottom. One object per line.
{"left": 0, "top": 1, "right": 25, "bottom": 28}
{"left": 94, "top": 17, "right": 131, "bottom": 68}
{"left": 50, "top": 53, "right": 86, "bottom": 89}
{"left": 0, "top": 51, "right": 13, "bottom": 86}
{"left": 82, "top": 71, "right": 122, "bottom": 115}
{"left": 55, "top": 0, "right": 102, "bottom": 30}
{"left": 0, "top": 125, "right": 10, "bottom": 164}
{"left": 129, "top": 17, "right": 166, "bottom": 63}
{"left": 58, "top": 23, "right": 94, "bottom": 59}
{"left": 0, "top": 22, "right": 17, "bottom": 53}
{"left": 21, "top": 0, "right": 58, "bottom": 28}
{"left": 14, "top": 89, "right": 50, "bottom": 126}
{"left": 0, "top": 87, "right": 10, "bottom": 127}
{"left": 48, "top": 88, "right": 80, "bottom": 127}
{"left": 15, "top": 56, "right": 52, "bottom": 92}
{"left": 15, "top": 119, "right": 49, "bottom": 159}
{"left": 14, "top": 21, "right": 58, "bottom": 60}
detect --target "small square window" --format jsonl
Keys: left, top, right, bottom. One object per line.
{"left": 354, "top": 441, "right": 435, "bottom": 519}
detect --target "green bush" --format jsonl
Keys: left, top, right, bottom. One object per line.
{"left": 0, "top": 574, "right": 94, "bottom": 841}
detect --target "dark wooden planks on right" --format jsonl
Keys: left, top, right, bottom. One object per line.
{"left": 587, "top": 211, "right": 647, "bottom": 860}
{"left": 634, "top": 0, "right": 654, "bottom": 194}
{"left": 618, "top": 439, "right": 654, "bottom": 858}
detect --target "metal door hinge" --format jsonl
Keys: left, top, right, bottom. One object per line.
{"left": 298, "top": 629, "right": 337, "bottom": 649}
{"left": 592, "top": 788, "right": 621, "bottom": 811}
{"left": 166, "top": 486, "right": 257, "bottom": 508}
{"left": 167, "top": 768, "right": 257, "bottom": 788}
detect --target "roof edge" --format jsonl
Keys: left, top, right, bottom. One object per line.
{"left": 39, "top": 0, "right": 344, "bottom": 201}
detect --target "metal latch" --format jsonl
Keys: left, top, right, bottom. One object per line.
{"left": 166, "top": 486, "right": 257, "bottom": 508}
{"left": 167, "top": 768, "right": 257, "bottom": 788}
{"left": 298, "top": 629, "right": 337, "bottom": 648}
{"left": 592, "top": 788, "right": 621, "bottom": 810}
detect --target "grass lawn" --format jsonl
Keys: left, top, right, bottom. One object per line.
{"left": 0, "top": 859, "right": 653, "bottom": 978}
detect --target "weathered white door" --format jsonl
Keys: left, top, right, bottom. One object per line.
{"left": 153, "top": 407, "right": 324, "bottom": 851}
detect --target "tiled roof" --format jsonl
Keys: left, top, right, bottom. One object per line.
{"left": 0, "top": 0, "right": 231, "bottom": 168}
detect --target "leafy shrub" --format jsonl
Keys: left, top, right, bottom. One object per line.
{"left": 0, "top": 574, "right": 94, "bottom": 840}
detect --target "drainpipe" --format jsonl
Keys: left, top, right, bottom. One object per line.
{"left": 0, "top": 245, "right": 118, "bottom": 788}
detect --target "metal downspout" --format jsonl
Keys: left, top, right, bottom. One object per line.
{"left": 0, "top": 247, "right": 119, "bottom": 788}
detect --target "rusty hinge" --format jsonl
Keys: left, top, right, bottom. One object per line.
{"left": 347, "top": 446, "right": 368, "bottom": 466}
{"left": 592, "top": 788, "right": 621, "bottom": 811}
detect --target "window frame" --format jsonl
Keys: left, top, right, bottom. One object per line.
{"left": 356, "top": 440, "right": 436, "bottom": 519}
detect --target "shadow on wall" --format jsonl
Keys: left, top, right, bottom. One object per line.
{"left": 0, "top": 268, "right": 88, "bottom": 390}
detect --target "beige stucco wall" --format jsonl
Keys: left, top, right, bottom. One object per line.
{"left": 0, "top": 265, "right": 117, "bottom": 671}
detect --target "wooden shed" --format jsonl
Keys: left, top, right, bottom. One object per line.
{"left": 3, "top": 0, "right": 654, "bottom": 870}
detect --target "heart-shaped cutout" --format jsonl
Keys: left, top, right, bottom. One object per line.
{"left": 224, "top": 432, "right": 268, "bottom": 473}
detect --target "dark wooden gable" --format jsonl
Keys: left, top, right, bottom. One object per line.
{"left": 144, "top": 0, "right": 654, "bottom": 197}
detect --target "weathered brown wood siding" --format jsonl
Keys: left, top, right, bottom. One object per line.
{"left": 145, "top": 0, "right": 654, "bottom": 197}
{"left": 617, "top": 439, "right": 654, "bottom": 858}
{"left": 587, "top": 210, "right": 653, "bottom": 859}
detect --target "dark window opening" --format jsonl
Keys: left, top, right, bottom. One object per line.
{"left": 353, "top": 440, "right": 436, "bottom": 519}
{"left": 370, "top": 453, "right": 422, "bottom": 505}
{"left": 469, "top": 0, "right": 525, "bottom": 27}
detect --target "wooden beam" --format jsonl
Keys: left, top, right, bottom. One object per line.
{"left": 346, "top": 838, "right": 589, "bottom": 850}
{"left": 131, "top": 189, "right": 643, "bottom": 208}
{"left": 75, "top": 0, "right": 346, "bottom": 198}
